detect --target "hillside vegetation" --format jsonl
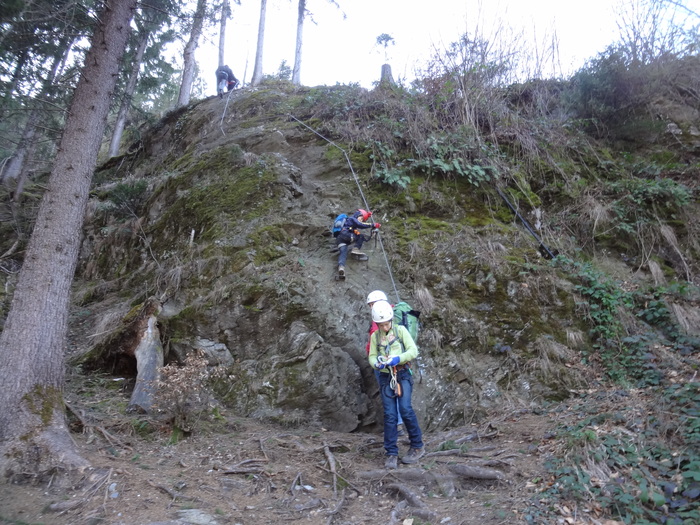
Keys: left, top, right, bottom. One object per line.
{"left": 1, "top": 40, "right": 700, "bottom": 525}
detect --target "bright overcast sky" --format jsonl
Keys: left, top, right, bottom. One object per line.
{"left": 194, "top": 0, "right": 700, "bottom": 91}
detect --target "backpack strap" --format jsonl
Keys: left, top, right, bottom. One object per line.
{"left": 393, "top": 325, "right": 405, "bottom": 352}
{"left": 374, "top": 326, "right": 405, "bottom": 354}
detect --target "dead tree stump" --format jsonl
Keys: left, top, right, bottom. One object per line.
{"left": 380, "top": 64, "right": 395, "bottom": 86}
{"left": 70, "top": 297, "right": 164, "bottom": 413}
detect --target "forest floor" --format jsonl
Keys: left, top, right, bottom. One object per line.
{"left": 0, "top": 368, "right": 631, "bottom": 525}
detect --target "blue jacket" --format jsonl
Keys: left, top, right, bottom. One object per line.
{"left": 342, "top": 213, "right": 373, "bottom": 234}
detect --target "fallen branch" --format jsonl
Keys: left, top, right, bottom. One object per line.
{"left": 293, "top": 498, "right": 323, "bottom": 511}
{"left": 425, "top": 449, "right": 492, "bottom": 459}
{"left": 324, "top": 488, "right": 346, "bottom": 524}
{"left": 289, "top": 471, "right": 303, "bottom": 495}
{"left": 316, "top": 465, "right": 362, "bottom": 494}
{"left": 432, "top": 430, "right": 498, "bottom": 451}
{"left": 148, "top": 480, "right": 202, "bottom": 504}
{"left": 82, "top": 468, "right": 113, "bottom": 499}
{"left": 447, "top": 464, "right": 505, "bottom": 480}
{"left": 102, "top": 468, "right": 113, "bottom": 505}
{"left": 221, "top": 458, "right": 268, "bottom": 475}
{"left": 323, "top": 442, "right": 338, "bottom": 496}
{"left": 259, "top": 438, "right": 269, "bottom": 460}
{"left": 384, "top": 483, "right": 428, "bottom": 508}
{"left": 454, "top": 431, "right": 498, "bottom": 444}
{"left": 96, "top": 425, "right": 132, "bottom": 451}
{"left": 48, "top": 498, "right": 88, "bottom": 512}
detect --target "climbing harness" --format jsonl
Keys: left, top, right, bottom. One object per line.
{"left": 378, "top": 355, "right": 402, "bottom": 397}
{"left": 289, "top": 114, "right": 401, "bottom": 302}
{"left": 376, "top": 327, "right": 407, "bottom": 398}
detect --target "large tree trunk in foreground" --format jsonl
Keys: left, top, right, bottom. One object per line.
{"left": 0, "top": 0, "right": 137, "bottom": 480}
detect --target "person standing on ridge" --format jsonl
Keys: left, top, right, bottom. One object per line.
{"left": 216, "top": 65, "right": 239, "bottom": 97}
{"left": 366, "top": 290, "right": 404, "bottom": 435}
{"left": 335, "top": 209, "right": 380, "bottom": 278}
{"left": 368, "top": 300, "right": 424, "bottom": 469}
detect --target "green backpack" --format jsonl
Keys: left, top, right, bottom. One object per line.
{"left": 393, "top": 302, "right": 420, "bottom": 345}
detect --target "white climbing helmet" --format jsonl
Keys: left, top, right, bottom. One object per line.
{"left": 366, "top": 290, "right": 388, "bottom": 304}
{"left": 371, "top": 300, "right": 394, "bottom": 323}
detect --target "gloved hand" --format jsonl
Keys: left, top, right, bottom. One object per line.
{"left": 384, "top": 356, "right": 400, "bottom": 367}
{"left": 374, "top": 360, "right": 386, "bottom": 370}
{"left": 374, "top": 223, "right": 381, "bottom": 229}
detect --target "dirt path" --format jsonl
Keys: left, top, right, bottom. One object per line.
{"left": 0, "top": 384, "right": 550, "bottom": 525}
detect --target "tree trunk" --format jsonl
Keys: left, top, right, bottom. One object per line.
{"left": 0, "top": 0, "right": 137, "bottom": 480}
{"left": 251, "top": 0, "right": 267, "bottom": 86}
{"left": 379, "top": 64, "right": 395, "bottom": 86}
{"left": 109, "top": 27, "right": 150, "bottom": 158}
{"left": 2, "top": 117, "right": 37, "bottom": 185}
{"left": 292, "top": 0, "right": 306, "bottom": 85}
{"left": 218, "top": 0, "right": 229, "bottom": 67}
{"left": 177, "top": 0, "right": 207, "bottom": 107}
{"left": 5, "top": 48, "right": 27, "bottom": 99}
{"left": 2, "top": 41, "right": 72, "bottom": 194}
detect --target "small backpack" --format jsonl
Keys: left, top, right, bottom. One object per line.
{"left": 393, "top": 302, "right": 421, "bottom": 344}
{"left": 332, "top": 213, "right": 348, "bottom": 238}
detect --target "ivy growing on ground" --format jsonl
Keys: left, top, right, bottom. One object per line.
{"left": 528, "top": 406, "right": 700, "bottom": 525}
{"left": 553, "top": 256, "right": 699, "bottom": 386}
{"left": 532, "top": 257, "right": 700, "bottom": 523}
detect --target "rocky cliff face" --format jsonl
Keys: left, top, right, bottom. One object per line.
{"left": 68, "top": 83, "right": 697, "bottom": 434}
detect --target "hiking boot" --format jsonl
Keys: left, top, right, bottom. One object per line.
{"left": 351, "top": 247, "right": 365, "bottom": 256}
{"left": 401, "top": 447, "right": 425, "bottom": 464}
{"left": 384, "top": 455, "right": 398, "bottom": 469}
{"left": 338, "top": 265, "right": 345, "bottom": 277}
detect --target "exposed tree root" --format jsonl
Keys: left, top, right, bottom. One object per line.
{"left": 357, "top": 461, "right": 506, "bottom": 483}
{"left": 220, "top": 458, "right": 268, "bottom": 474}
{"left": 1, "top": 418, "right": 90, "bottom": 482}
{"left": 448, "top": 463, "right": 505, "bottom": 480}
{"left": 147, "top": 480, "right": 203, "bottom": 505}
{"left": 385, "top": 482, "right": 429, "bottom": 508}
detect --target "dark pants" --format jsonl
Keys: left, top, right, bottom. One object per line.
{"left": 378, "top": 368, "right": 423, "bottom": 456}
{"left": 336, "top": 233, "right": 367, "bottom": 267}
{"left": 375, "top": 369, "right": 403, "bottom": 425}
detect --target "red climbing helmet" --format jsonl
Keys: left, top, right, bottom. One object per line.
{"left": 358, "top": 209, "right": 372, "bottom": 221}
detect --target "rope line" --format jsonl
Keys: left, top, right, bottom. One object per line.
{"left": 219, "top": 89, "right": 234, "bottom": 135}
{"left": 289, "top": 114, "right": 401, "bottom": 303}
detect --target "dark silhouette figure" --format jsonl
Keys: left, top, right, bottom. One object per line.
{"left": 216, "top": 65, "right": 239, "bottom": 97}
